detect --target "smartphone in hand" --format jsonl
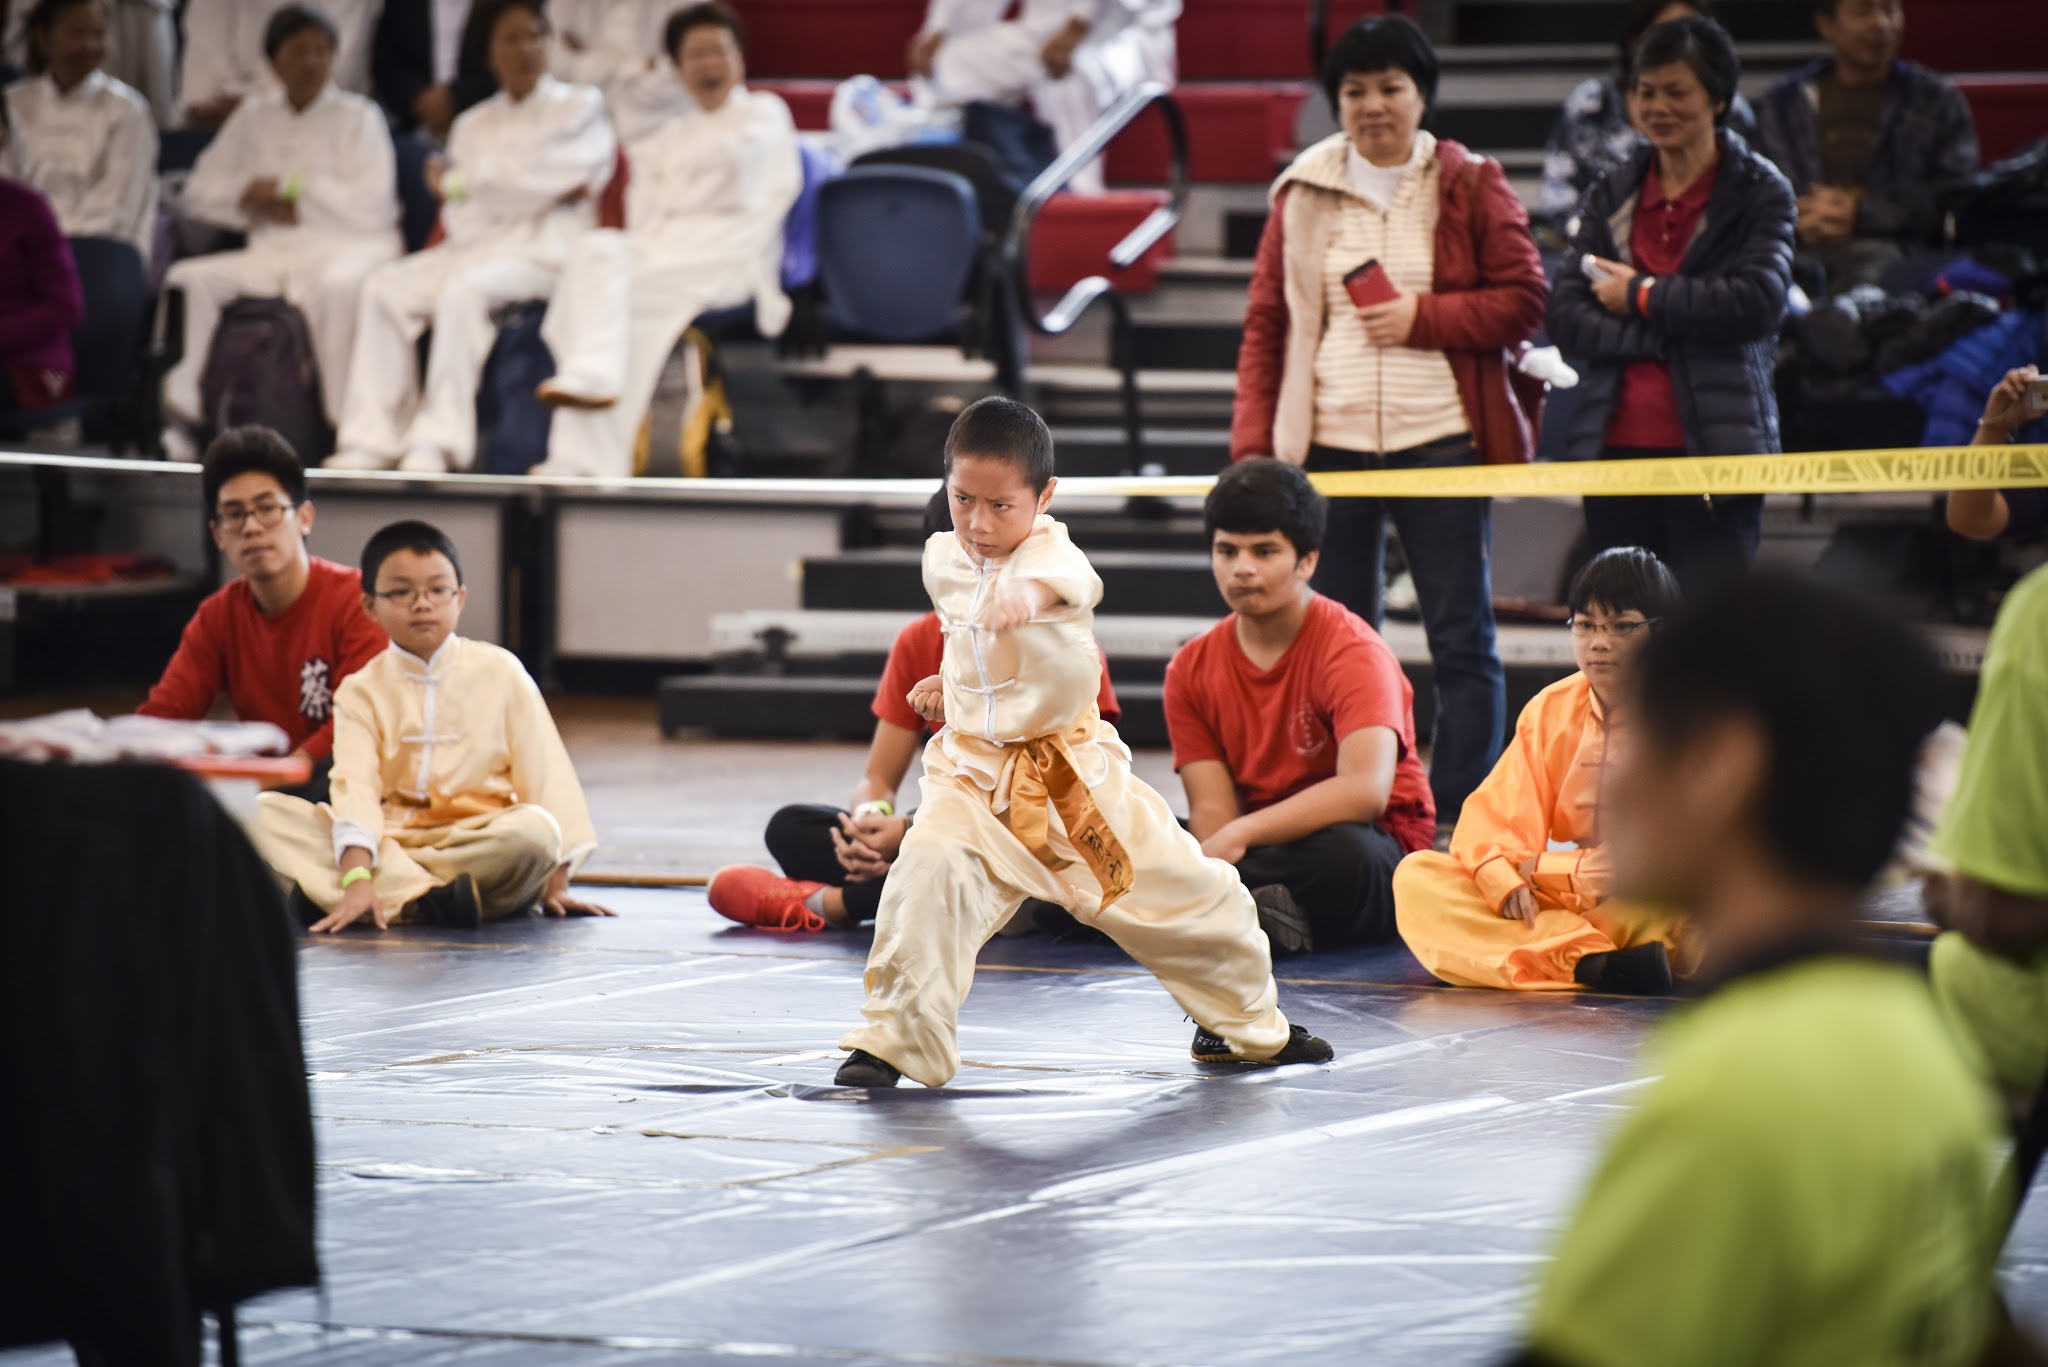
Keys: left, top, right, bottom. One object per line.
{"left": 1344, "top": 259, "right": 1399, "bottom": 310}
{"left": 2026, "top": 377, "right": 2048, "bottom": 417}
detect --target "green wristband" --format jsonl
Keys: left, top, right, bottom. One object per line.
{"left": 853, "top": 800, "right": 893, "bottom": 818}
{"left": 281, "top": 172, "right": 304, "bottom": 204}
{"left": 339, "top": 866, "right": 373, "bottom": 889}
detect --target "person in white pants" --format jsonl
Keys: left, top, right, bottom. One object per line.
{"left": 548, "top": 0, "right": 690, "bottom": 146}
{"left": 176, "top": 0, "right": 381, "bottom": 127}
{"left": 161, "top": 6, "right": 401, "bottom": 459}
{"left": 531, "top": 2, "right": 798, "bottom": 478}
{"left": 328, "top": 0, "right": 615, "bottom": 475}
{"left": 908, "top": 0, "right": 1179, "bottom": 193}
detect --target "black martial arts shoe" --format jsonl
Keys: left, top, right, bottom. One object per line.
{"left": 1574, "top": 942, "right": 1674, "bottom": 996}
{"left": 1190, "top": 1023, "right": 1335, "bottom": 1066}
{"left": 1250, "top": 884, "right": 1314, "bottom": 956}
{"left": 404, "top": 873, "right": 483, "bottom": 929}
{"left": 835, "top": 1049, "right": 903, "bottom": 1088}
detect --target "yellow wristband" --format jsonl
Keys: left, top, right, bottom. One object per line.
{"left": 339, "top": 866, "right": 373, "bottom": 889}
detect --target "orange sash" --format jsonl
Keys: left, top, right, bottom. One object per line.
{"left": 997, "top": 736, "right": 1133, "bottom": 913}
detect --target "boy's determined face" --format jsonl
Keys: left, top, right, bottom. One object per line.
{"left": 365, "top": 548, "right": 466, "bottom": 659}
{"left": 211, "top": 471, "right": 312, "bottom": 582}
{"left": 947, "top": 454, "right": 1055, "bottom": 562}
{"left": 1210, "top": 529, "right": 1315, "bottom": 620}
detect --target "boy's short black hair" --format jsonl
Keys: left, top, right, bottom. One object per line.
{"left": 943, "top": 396, "right": 1055, "bottom": 492}
{"left": 665, "top": 1, "right": 744, "bottom": 60}
{"left": 1322, "top": 14, "right": 1439, "bottom": 117}
{"left": 360, "top": 520, "right": 465, "bottom": 594}
{"left": 922, "top": 485, "right": 952, "bottom": 540}
{"left": 1568, "top": 546, "right": 1680, "bottom": 622}
{"left": 1632, "top": 574, "right": 1943, "bottom": 890}
{"left": 1204, "top": 459, "right": 1327, "bottom": 558}
{"left": 201, "top": 425, "right": 307, "bottom": 511}
{"left": 1630, "top": 15, "right": 1741, "bottom": 124}
{"left": 1619, "top": 0, "right": 1714, "bottom": 68}
{"left": 1809, "top": 0, "right": 1843, "bottom": 16}
{"left": 264, "top": 3, "right": 339, "bottom": 59}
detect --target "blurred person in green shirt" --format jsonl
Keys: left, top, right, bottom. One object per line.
{"left": 1517, "top": 574, "right": 2037, "bottom": 1367}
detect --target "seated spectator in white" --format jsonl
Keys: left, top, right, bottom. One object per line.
{"left": 1754, "top": 0, "right": 1977, "bottom": 290}
{"left": 532, "top": 2, "right": 796, "bottom": 478}
{"left": 0, "top": 101, "right": 85, "bottom": 424}
{"left": 5, "top": 0, "right": 175, "bottom": 125}
{"left": 328, "top": 0, "right": 614, "bottom": 474}
{"left": 1165, "top": 459, "right": 1437, "bottom": 956}
{"left": 908, "top": 0, "right": 1177, "bottom": 194}
{"left": 162, "top": 4, "right": 402, "bottom": 462}
{"left": 2, "top": 0, "right": 157, "bottom": 262}
{"left": 177, "top": 0, "right": 380, "bottom": 127}
{"left": 549, "top": 0, "right": 689, "bottom": 145}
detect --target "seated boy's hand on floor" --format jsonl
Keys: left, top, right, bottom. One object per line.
{"left": 542, "top": 865, "right": 615, "bottom": 918}
{"left": 908, "top": 674, "right": 945, "bottom": 724}
{"left": 312, "top": 881, "right": 388, "bottom": 934}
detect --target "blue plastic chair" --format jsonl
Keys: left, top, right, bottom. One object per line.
{"left": 817, "top": 164, "right": 979, "bottom": 343}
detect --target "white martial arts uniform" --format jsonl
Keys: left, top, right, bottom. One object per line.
{"left": 536, "top": 86, "right": 798, "bottom": 476}
{"left": 330, "top": 76, "right": 616, "bottom": 472}
{"left": 919, "top": 0, "right": 1178, "bottom": 193}
{"left": 840, "top": 517, "right": 1292, "bottom": 1087}
{"left": 2, "top": 70, "right": 158, "bottom": 259}
{"left": 4, "top": 0, "right": 177, "bottom": 124}
{"left": 162, "top": 84, "right": 402, "bottom": 429}
{"left": 176, "top": 0, "right": 382, "bottom": 112}
{"left": 252, "top": 635, "right": 598, "bottom": 921}
{"left": 548, "top": 0, "right": 689, "bottom": 145}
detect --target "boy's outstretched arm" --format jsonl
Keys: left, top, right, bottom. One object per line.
{"left": 980, "top": 579, "right": 1062, "bottom": 634}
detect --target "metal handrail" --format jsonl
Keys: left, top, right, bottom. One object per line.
{"left": 1000, "top": 82, "right": 1189, "bottom": 467}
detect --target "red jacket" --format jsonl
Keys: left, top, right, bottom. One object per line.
{"left": 1232, "top": 136, "right": 1548, "bottom": 465}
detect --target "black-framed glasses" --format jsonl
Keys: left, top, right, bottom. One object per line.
{"left": 372, "top": 586, "right": 460, "bottom": 607}
{"left": 1567, "top": 617, "right": 1654, "bottom": 639}
{"left": 211, "top": 499, "right": 295, "bottom": 531}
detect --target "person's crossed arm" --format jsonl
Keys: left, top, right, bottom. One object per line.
{"left": 1195, "top": 727, "right": 1399, "bottom": 866}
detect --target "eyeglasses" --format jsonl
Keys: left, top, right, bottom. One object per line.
{"left": 1568, "top": 617, "right": 1653, "bottom": 639}
{"left": 211, "top": 499, "right": 295, "bottom": 531}
{"left": 371, "top": 586, "right": 460, "bottom": 607}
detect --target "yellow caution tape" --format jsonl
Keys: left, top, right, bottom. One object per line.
{"left": 1064, "top": 445, "right": 2048, "bottom": 499}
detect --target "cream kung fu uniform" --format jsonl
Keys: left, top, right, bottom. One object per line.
{"left": 164, "top": 82, "right": 402, "bottom": 432}
{"left": 253, "top": 636, "right": 597, "bottom": 921}
{"left": 2, "top": 66, "right": 157, "bottom": 258}
{"left": 534, "top": 84, "right": 798, "bottom": 476}
{"left": 548, "top": 0, "right": 691, "bottom": 145}
{"left": 916, "top": 0, "right": 1178, "bottom": 194}
{"left": 328, "top": 74, "right": 615, "bottom": 473}
{"left": 176, "top": 0, "right": 381, "bottom": 112}
{"left": 841, "top": 515, "right": 1291, "bottom": 1087}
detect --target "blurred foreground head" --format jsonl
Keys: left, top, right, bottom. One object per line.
{"left": 1604, "top": 574, "right": 1943, "bottom": 916}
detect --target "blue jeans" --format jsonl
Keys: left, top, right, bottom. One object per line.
{"left": 1304, "top": 435, "right": 1506, "bottom": 825}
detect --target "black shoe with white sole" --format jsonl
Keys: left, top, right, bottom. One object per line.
{"left": 835, "top": 1049, "right": 903, "bottom": 1088}
{"left": 1250, "top": 883, "right": 1315, "bottom": 956}
{"left": 1191, "top": 1023, "right": 1335, "bottom": 1066}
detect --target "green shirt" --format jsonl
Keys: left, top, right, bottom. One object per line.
{"left": 1935, "top": 565, "right": 2048, "bottom": 899}
{"left": 1530, "top": 955, "right": 2004, "bottom": 1367}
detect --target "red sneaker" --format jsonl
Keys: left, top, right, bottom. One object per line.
{"left": 707, "top": 865, "right": 831, "bottom": 932}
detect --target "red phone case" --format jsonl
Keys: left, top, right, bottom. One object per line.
{"left": 1344, "top": 259, "right": 1399, "bottom": 309}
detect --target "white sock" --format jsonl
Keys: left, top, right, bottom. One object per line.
{"left": 803, "top": 889, "right": 829, "bottom": 914}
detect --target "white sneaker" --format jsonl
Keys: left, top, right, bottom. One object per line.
{"left": 160, "top": 424, "right": 202, "bottom": 464}
{"left": 324, "top": 448, "right": 394, "bottom": 471}
{"left": 397, "top": 446, "right": 448, "bottom": 474}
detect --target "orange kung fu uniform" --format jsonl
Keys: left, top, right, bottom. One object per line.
{"left": 1392, "top": 672, "right": 1693, "bottom": 989}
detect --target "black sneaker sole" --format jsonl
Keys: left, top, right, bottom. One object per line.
{"left": 1251, "top": 884, "right": 1314, "bottom": 956}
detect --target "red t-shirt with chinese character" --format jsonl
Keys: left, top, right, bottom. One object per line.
{"left": 138, "top": 556, "right": 389, "bottom": 760}
{"left": 871, "top": 612, "right": 1121, "bottom": 735}
{"left": 1163, "top": 592, "right": 1436, "bottom": 853}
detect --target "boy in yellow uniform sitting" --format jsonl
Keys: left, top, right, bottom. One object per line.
{"left": 835, "top": 397, "right": 1333, "bottom": 1088}
{"left": 1394, "top": 547, "right": 1693, "bottom": 993}
{"left": 253, "top": 520, "right": 611, "bottom": 931}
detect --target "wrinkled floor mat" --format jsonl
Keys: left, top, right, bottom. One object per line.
{"left": 8, "top": 888, "right": 2046, "bottom": 1365}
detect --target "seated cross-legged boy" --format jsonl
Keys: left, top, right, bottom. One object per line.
{"left": 1164, "top": 459, "right": 1436, "bottom": 955}
{"left": 1395, "top": 547, "right": 1693, "bottom": 994}
{"left": 139, "top": 426, "right": 390, "bottom": 798}
{"left": 1518, "top": 575, "right": 2027, "bottom": 1367}
{"left": 251, "top": 520, "right": 612, "bottom": 932}
{"left": 708, "top": 492, "right": 1120, "bottom": 932}
{"left": 834, "top": 398, "right": 1333, "bottom": 1089}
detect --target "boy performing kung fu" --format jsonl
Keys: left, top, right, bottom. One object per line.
{"left": 834, "top": 397, "right": 1335, "bottom": 1088}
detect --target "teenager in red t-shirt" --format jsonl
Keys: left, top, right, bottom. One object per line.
{"left": 708, "top": 492, "right": 1120, "bottom": 931}
{"left": 1165, "top": 460, "right": 1436, "bottom": 953}
{"left": 138, "top": 427, "right": 390, "bottom": 797}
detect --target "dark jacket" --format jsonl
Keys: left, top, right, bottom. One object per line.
{"left": 372, "top": 0, "right": 499, "bottom": 133}
{"left": 1753, "top": 58, "right": 1978, "bottom": 248}
{"left": 1547, "top": 129, "right": 1796, "bottom": 460}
